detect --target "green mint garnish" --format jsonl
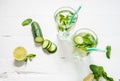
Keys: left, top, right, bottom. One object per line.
{"left": 59, "top": 14, "right": 72, "bottom": 26}
{"left": 90, "top": 64, "right": 103, "bottom": 81}
{"left": 106, "top": 45, "right": 111, "bottom": 59}
{"left": 26, "top": 54, "right": 36, "bottom": 58}
{"left": 22, "top": 18, "right": 32, "bottom": 26}
{"left": 24, "top": 54, "right": 36, "bottom": 62}
{"left": 90, "top": 64, "right": 114, "bottom": 81}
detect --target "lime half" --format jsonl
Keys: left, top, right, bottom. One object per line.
{"left": 13, "top": 46, "right": 27, "bottom": 61}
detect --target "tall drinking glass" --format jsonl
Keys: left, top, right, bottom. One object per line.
{"left": 72, "top": 28, "right": 98, "bottom": 58}
{"left": 54, "top": 7, "right": 78, "bottom": 40}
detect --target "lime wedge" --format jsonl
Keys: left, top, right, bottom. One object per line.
{"left": 83, "top": 73, "right": 94, "bottom": 81}
{"left": 13, "top": 46, "right": 27, "bottom": 61}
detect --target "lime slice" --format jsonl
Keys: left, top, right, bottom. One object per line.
{"left": 13, "top": 46, "right": 27, "bottom": 61}
{"left": 83, "top": 73, "right": 94, "bottom": 81}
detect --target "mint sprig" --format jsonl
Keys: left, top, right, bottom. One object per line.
{"left": 24, "top": 54, "right": 36, "bottom": 62}
{"left": 59, "top": 14, "right": 71, "bottom": 26}
{"left": 90, "top": 64, "right": 114, "bottom": 81}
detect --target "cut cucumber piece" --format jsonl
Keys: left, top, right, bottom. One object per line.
{"left": 46, "top": 41, "right": 52, "bottom": 49}
{"left": 47, "top": 43, "right": 57, "bottom": 53}
{"left": 42, "top": 39, "right": 57, "bottom": 53}
{"left": 35, "top": 36, "right": 44, "bottom": 43}
{"left": 31, "top": 21, "right": 44, "bottom": 43}
{"left": 73, "top": 35, "right": 83, "bottom": 44}
{"left": 42, "top": 39, "right": 50, "bottom": 49}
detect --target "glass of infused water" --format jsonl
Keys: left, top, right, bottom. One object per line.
{"left": 54, "top": 7, "right": 78, "bottom": 40}
{"left": 72, "top": 28, "right": 98, "bottom": 58}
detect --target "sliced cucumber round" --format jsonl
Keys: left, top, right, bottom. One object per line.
{"left": 42, "top": 39, "right": 57, "bottom": 53}
{"left": 47, "top": 43, "right": 57, "bottom": 53}
{"left": 35, "top": 36, "right": 44, "bottom": 43}
{"left": 73, "top": 35, "right": 83, "bottom": 44}
{"left": 46, "top": 42, "right": 52, "bottom": 49}
{"left": 42, "top": 39, "right": 50, "bottom": 49}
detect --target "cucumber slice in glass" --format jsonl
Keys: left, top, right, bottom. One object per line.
{"left": 73, "top": 35, "right": 83, "bottom": 44}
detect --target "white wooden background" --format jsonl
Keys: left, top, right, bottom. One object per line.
{"left": 0, "top": 0, "right": 120, "bottom": 81}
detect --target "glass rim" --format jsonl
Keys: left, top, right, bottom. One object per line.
{"left": 54, "top": 6, "right": 78, "bottom": 23}
{"left": 73, "top": 28, "right": 98, "bottom": 45}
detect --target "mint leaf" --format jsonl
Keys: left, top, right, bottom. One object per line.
{"left": 27, "top": 54, "right": 36, "bottom": 58}
{"left": 24, "top": 54, "right": 36, "bottom": 62}
{"left": 90, "top": 64, "right": 103, "bottom": 81}
{"left": 90, "top": 64, "right": 114, "bottom": 81}
{"left": 59, "top": 14, "right": 64, "bottom": 23}
{"left": 106, "top": 45, "right": 111, "bottom": 59}
{"left": 22, "top": 18, "right": 32, "bottom": 26}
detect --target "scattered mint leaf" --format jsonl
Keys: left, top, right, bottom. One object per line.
{"left": 90, "top": 64, "right": 103, "bottom": 81}
{"left": 89, "top": 64, "right": 114, "bottom": 81}
{"left": 26, "top": 54, "right": 36, "bottom": 58}
{"left": 22, "top": 18, "right": 32, "bottom": 26}
{"left": 24, "top": 54, "right": 36, "bottom": 62}
{"left": 27, "top": 54, "right": 36, "bottom": 61}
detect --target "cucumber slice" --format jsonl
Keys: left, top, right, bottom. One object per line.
{"left": 46, "top": 41, "right": 52, "bottom": 49}
{"left": 42, "top": 40, "right": 57, "bottom": 53}
{"left": 47, "top": 43, "right": 57, "bottom": 53}
{"left": 42, "top": 40, "right": 50, "bottom": 49}
{"left": 73, "top": 35, "right": 83, "bottom": 44}
{"left": 35, "top": 36, "right": 44, "bottom": 43}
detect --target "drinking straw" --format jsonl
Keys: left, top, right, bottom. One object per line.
{"left": 87, "top": 48, "right": 105, "bottom": 52}
{"left": 69, "top": 6, "right": 81, "bottom": 24}
{"left": 87, "top": 45, "right": 111, "bottom": 59}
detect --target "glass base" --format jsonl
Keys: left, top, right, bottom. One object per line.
{"left": 72, "top": 47, "right": 88, "bottom": 57}
{"left": 57, "top": 32, "right": 70, "bottom": 40}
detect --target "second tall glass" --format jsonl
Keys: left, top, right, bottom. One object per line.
{"left": 72, "top": 28, "right": 98, "bottom": 58}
